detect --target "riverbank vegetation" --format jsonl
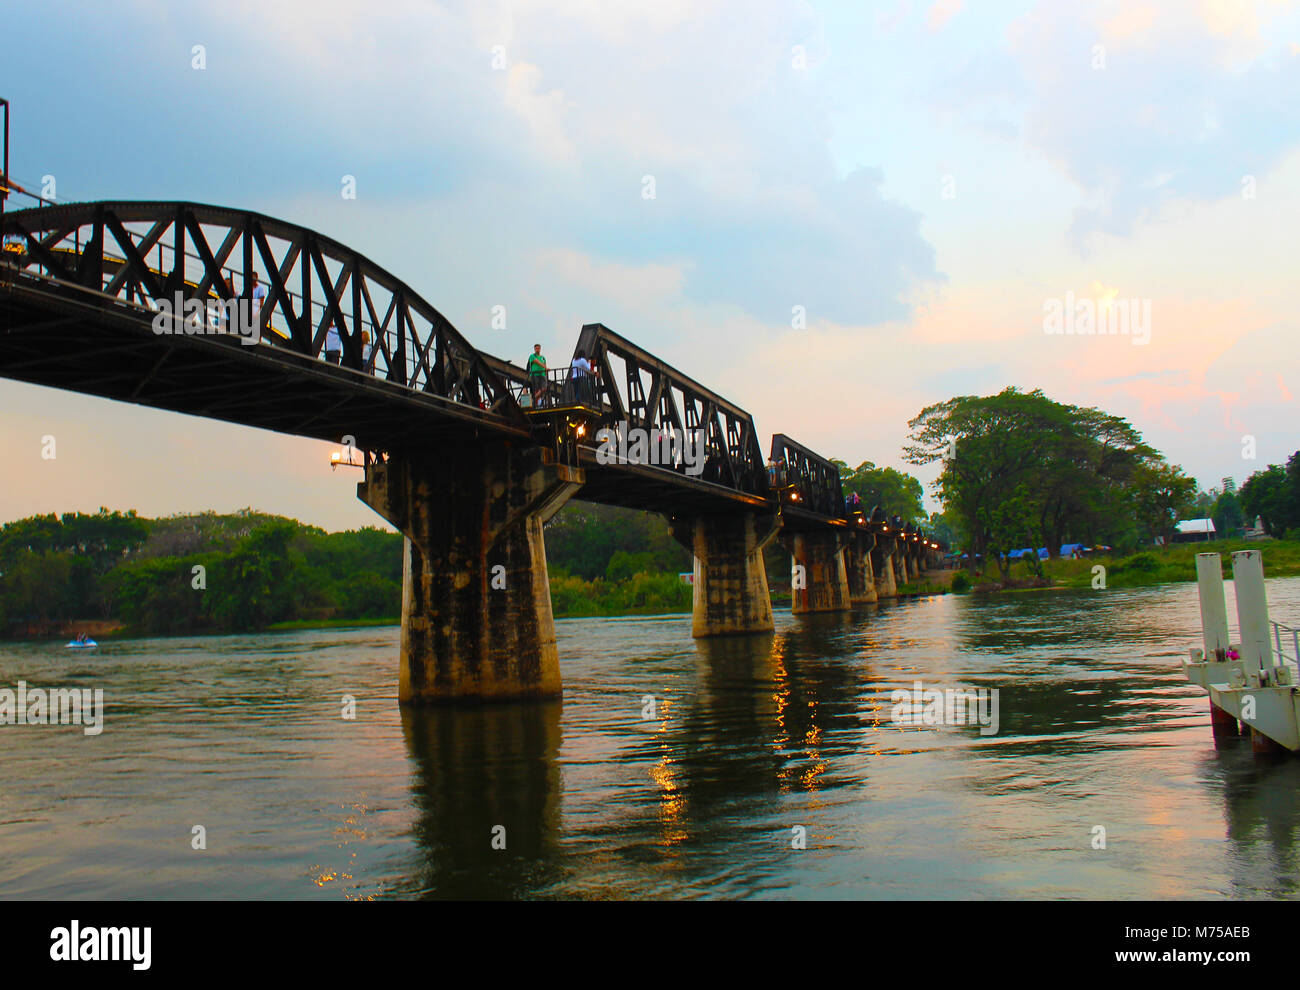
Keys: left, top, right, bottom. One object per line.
{"left": 906, "top": 388, "right": 1300, "bottom": 586}
{"left": 1047, "top": 538, "right": 1300, "bottom": 590}
{"left": 0, "top": 509, "right": 404, "bottom": 638}
{"left": 0, "top": 504, "right": 700, "bottom": 638}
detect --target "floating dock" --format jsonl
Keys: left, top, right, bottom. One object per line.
{"left": 1182, "top": 550, "right": 1300, "bottom": 754}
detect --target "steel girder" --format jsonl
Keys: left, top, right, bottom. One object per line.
{"left": 1, "top": 201, "right": 522, "bottom": 424}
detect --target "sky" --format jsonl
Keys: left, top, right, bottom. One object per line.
{"left": 3, "top": 0, "right": 1299, "bottom": 531}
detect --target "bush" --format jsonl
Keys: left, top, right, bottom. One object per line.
{"left": 1116, "top": 552, "right": 1160, "bottom": 573}
{"left": 951, "top": 571, "right": 971, "bottom": 592}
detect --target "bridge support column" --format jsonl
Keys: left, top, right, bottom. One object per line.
{"left": 358, "top": 444, "right": 582, "bottom": 704}
{"left": 872, "top": 535, "right": 898, "bottom": 599}
{"left": 670, "top": 513, "right": 779, "bottom": 637}
{"left": 782, "top": 531, "right": 852, "bottom": 614}
{"left": 894, "top": 544, "right": 910, "bottom": 585}
{"left": 845, "top": 534, "right": 878, "bottom": 604}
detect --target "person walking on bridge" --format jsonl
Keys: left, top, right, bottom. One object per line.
{"left": 571, "top": 350, "right": 596, "bottom": 404}
{"left": 526, "top": 344, "right": 547, "bottom": 407}
{"left": 325, "top": 324, "right": 342, "bottom": 364}
{"left": 248, "top": 272, "right": 267, "bottom": 335}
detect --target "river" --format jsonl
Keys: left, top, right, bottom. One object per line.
{"left": 4, "top": 577, "right": 1300, "bottom": 899}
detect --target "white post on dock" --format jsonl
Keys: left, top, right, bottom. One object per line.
{"left": 1231, "top": 550, "right": 1273, "bottom": 681}
{"left": 1195, "top": 553, "right": 1230, "bottom": 662}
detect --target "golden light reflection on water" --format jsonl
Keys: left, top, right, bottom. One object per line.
{"left": 308, "top": 801, "right": 372, "bottom": 894}
{"left": 648, "top": 754, "right": 689, "bottom": 846}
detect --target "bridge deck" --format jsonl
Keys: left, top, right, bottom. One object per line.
{"left": 0, "top": 273, "right": 528, "bottom": 449}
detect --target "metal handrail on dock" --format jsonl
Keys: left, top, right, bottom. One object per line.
{"left": 1271, "top": 619, "right": 1300, "bottom": 679}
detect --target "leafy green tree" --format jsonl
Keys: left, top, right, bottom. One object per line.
{"left": 0, "top": 550, "right": 78, "bottom": 631}
{"left": 928, "top": 511, "right": 961, "bottom": 550}
{"left": 0, "top": 508, "right": 147, "bottom": 575}
{"left": 1130, "top": 460, "right": 1198, "bottom": 547}
{"left": 1029, "top": 405, "right": 1153, "bottom": 555}
{"left": 834, "top": 460, "right": 926, "bottom": 522}
{"left": 1212, "top": 488, "right": 1244, "bottom": 538}
{"left": 606, "top": 550, "right": 660, "bottom": 582}
{"left": 1241, "top": 462, "right": 1296, "bottom": 535}
{"left": 544, "top": 503, "right": 688, "bottom": 580}
{"left": 210, "top": 521, "right": 299, "bottom": 630}
{"left": 905, "top": 388, "right": 1161, "bottom": 575}
{"left": 335, "top": 571, "right": 401, "bottom": 618}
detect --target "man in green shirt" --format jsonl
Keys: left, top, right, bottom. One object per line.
{"left": 526, "top": 344, "right": 547, "bottom": 406}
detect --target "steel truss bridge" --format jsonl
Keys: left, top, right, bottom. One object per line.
{"left": 0, "top": 199, "right": 944, "bottom": 551}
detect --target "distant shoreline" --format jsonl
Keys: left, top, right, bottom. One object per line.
{"left": 11, "top": 543, "right": 1298, "bottom": 643}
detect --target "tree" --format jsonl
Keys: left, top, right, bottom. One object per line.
{"left": 210, "top": 521, "right": 299, "bottom": 630}
{"left": 1130, "top": 460, "right": 1198, "bottom": 547}
{"left": 834, "top": 460, "right": 926, "bottom": 522}
{"left": 0, "top": 509, "right": 147, "bottom": 575}
{"left": 928, "top": 511, "right": 961, "bottom": 550}
{"left": 904, "top": 388, "right": 1153, "bottom": 575}
{"left": 1240, "top": 462, "right": 1296, "bottom": 535}
{"left": 1212, "top": 488, "right": 1244, "bottom": 538}
{"left": 0, "top": 550, "right": 78, "bottom": 632}
{"left": 1030, "top": 404, "right": 1153, "bottom": 555}
{"left": 543, "top": 503, "right": 688, "bottom": 580}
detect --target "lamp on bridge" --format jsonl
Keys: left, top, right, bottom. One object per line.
{"left": 329, "top": 449, "right": 363, "bottom": 471}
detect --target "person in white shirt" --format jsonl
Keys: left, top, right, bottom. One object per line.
{"left": 325, "top": 325, "right": 342, "bottom": 364}
{"left": 249, "top": 272, "right": 268, "bottom": 336}
{"left": 361, "top": 331, "right": 373, "bottom": 372}
{"left": 571, "top": 351, "right": 593, "bottom": 403}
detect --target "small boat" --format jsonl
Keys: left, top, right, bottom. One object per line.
{"left": 66, "top": 638, "right": 98, "bottom": 650}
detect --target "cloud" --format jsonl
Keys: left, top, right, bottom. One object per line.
{"left": 926, "top": 0, "right": 1300, "bottom": 246}
{"left": 927, "top": 0, "right": 965, "bottom": 31}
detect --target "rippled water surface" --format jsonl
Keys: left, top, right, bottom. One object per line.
{"left": 4, "top": 578, "right": 1300, "bottom": 899}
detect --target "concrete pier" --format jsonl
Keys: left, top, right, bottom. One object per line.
{"left": 844, "top": 534, "right": 878, "bottom": 604}
{"left": 671, "top": 512, "right": 779, "bottom": 637}
{"left": 783, "top": 531, "right": 851, "bottom": 614}
{"left": 871, "top": 534, "right": 898, "bottom": 599}
{"left": 359, "top": 443, "right": 582, "bottom": 704}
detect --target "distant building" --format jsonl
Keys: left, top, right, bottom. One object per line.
{"left": 1171, "top": 518, "right": 1216, "bottom": 543}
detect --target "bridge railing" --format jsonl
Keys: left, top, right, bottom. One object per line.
{"left": 1, "top": 202, "right": 524, "bottom": 430}
{"left": 769, "top": 433, "right": 845, "bottom": 519}
{"left": 572, "top": 323, "right": 769, "bottom": 496}
{"left": 511, "top": 366, "right": 603, "bottom": 412}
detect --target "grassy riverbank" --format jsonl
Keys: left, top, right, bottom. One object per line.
{"left": 549, "top": 570, "right": 692, "bottom": 617}
{"left": 993, "top": 538, "right": 1300, "bottom": 591}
